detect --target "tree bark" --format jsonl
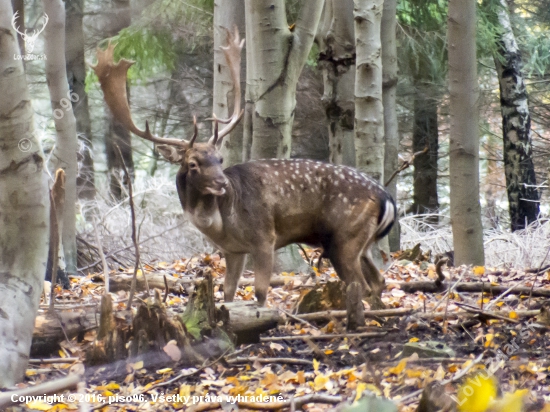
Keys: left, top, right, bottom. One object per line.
{"left": 353, "top": 0, "right": 385, "bottom": 183}
{"left": 245, "top": 0, "right": 324, "bottom": 160}
{"left": 381, "top": 0, "right": 400, "bottom": 251}
{"left": 0, "top": 0, "right": 50, "bottom": 386}
{"left": 104, "top": 0, "right": 133, "bottom": 199}
{"left": 411, "top": 83, "right": 439, "bottom": 217}
{"left": 11, "top": 0, "right": 25, "bottom": 56}
{"left": 214, "top": 0, "right": 246, "bottom": 167}
{"left": 43, "top": 0, "right": 79, "bottom": 275}
{"left": 317, "top": 0, "right": 356, "bottom": 166}
{"left": 447, "top": 0, "right": 485, "bottom": 265}
{"left": 490, "top": 0, "right": 539, "bottom": 231}
{"left": 66, "top": 0, "right": 95, "bottom": 200}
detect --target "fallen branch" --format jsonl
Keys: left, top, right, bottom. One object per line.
{"left": 188, "top": 394, "right": 343, "bottom": 412}
{"left": 260, "top": 331, "right": 386, "bottom": 342}
{"left": 0, "top": 364, "right": 84, "bottom": 409}
{"left": 296, "top": 308, "right": 413, "bottom": 322}
{"left": 29, "top": 357, "right": 80, "bottom": 364}
{"left": 396, "top": 281, "right": 550, "bottom": 298}
{"left": 228, "top": 357, "right": 313, "bottom": 366}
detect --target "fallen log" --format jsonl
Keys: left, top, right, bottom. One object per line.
{"left": 107, "top": 273, "right": 311, "bottom": 294}
{"left": 296, "top": 308, "right": 414, "bottom": 322}
{"left": 395, "top": 281, "right": 550, "bottom": 298}
{"left": 32, "top": 310, "right": 99, "bottom": 356}
{"left": 217, "top": 301, "right": 282, "bottom": 344}
{"left": 30, "top": 300, "right": 280, "bottom": 357}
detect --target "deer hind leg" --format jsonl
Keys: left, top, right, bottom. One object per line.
{"left": 223, "top": 252, "right": 247, "bottom": 302}
{"left": 361, "top": 246, "right": 386, "bottom": 309}
{"left": 250, "top": 245, "right": 275, "bottom": 306}
{"left": 328, "top": 235, "right": 371, "bottom": 296}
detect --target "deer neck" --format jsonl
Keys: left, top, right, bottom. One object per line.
{"left": 177, "top": 172, "right": 235, "bottom": 240}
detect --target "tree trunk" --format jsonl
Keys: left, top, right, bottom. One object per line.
{"left": 0, "top": 0, "right": 50, "bottom": 386}
{"left": 381, "top": 0, "right": 400, "bottom": 251}
{"left": 104, "top": 0, "right": 133, "bottom": 199}
{"left": 491, "top": 0, "right": 539, "bottom": 231}
{"left": 317, "top": 0, "right": 356, "bottom": 166}
{"left": 11, "top": 0, "right": 25, "bottom": 56}
{"left": 447, "top": 0, "right": 485, "bottom": 265}
{"left": 411, "top": 84, "right": 439, "bottom": 217}
{"left": 214, "top": 0, "right": 246, "bottom": 167}
{"left": 43, "top": 0, "right": 79, "bottom": 275}
{"left": 245, "top": 0, "right": 324, "bottom": 160}
{"left": 353, "top": 0, "right": 385, "bottom": 183}
{"left": 66, "top": 0, "right": 95, "bottom": 200}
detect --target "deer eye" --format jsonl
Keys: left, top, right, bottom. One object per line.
{"left": 188, "top": 161, "right": 198, "bottom": 170}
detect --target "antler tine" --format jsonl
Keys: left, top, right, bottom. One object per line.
{"left": 211, "top": 115, "right": 220, "bottom": 146}
{"left": 92, "top": 41, "right": 188, "bottom": 148}
{"left": 208, "top": 26, "right": 245, "bottom": 146}
{"left": 189, "top": 116, "right": 198, "bottom": 148}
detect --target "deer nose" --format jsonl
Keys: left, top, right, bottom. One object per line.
{"left": 216, "top": 177, "right": 228, "bottom": 188}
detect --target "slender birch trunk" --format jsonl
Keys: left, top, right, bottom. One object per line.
{"left": 353, "top": 0, "right": 385, "bottom": 183}
{"left": 381, "top": 0, "right": 399, "bottom": 251}
{"left": 43, "top": 0, "right": 79, "bottom": 275}
{"left": 245, "top": 0, "right": 324, "bottom": 159}
{"left": 214, "top": 0, "right": 246, "bottom": 167}
{"left": 447, "top": 0, "right": 485, "bottom": 265}
{"left": 490, "top": 0, "right": 539, "bottom": 230}
{"left": 0, "top": 0, "right": 50, "bottom": 386}
{"left": 318, "top": 0, "right": 356, "bottom": 166}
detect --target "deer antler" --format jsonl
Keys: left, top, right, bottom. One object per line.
{"left": 208, "top": 26, "right": 245, "bottom": 146}
{"left": 11, "top": 11, "right": 25, "bottom": 37}
{"left": 33, "top": 13, "right": 49, "bottom": 37}
{"left": 91, "top": 42, "right": 188, "bottom": 148}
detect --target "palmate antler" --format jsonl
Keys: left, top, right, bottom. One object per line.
{"left": 92, "top": 27, "right": 244, "bottom": 156}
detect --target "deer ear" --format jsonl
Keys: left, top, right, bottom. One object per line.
{"left": 156, "top": 144, "right": 187, "bottom": 164}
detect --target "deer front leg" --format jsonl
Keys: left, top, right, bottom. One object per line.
{"left": 223, "top": 252, "right": 247, "bottom": 302}
{"left": 251, "top": 247, "right": 274, "bottom": 306}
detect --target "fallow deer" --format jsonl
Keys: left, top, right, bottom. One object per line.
{"left": 92, "top": 29, "right": 396, "bottom": 308}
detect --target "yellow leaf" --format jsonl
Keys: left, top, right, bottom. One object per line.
{"left": 324, "top": 349, "right": 334, "bottom": 355}
{"left": 388, "top": 359, "right": 407, "bottom": 376}
{"left": 487, "top": 389, "right": 528, "bottom": 412}
{"left": 314, "top": 375, "right": 329, "bottom": 391}
{"left": 457, "top": 372, "right": 498, "bottom": 412}
{"left": 484, "top": 334, "right": 494, "bottom": 347}
{"left": 297, "top": 371, "right": 306, "bottom": 384}
{"left": 313, "top": 359, "right": 320, "bottom": 372}
{"left": 409, "top": 337, "right": 420, "bottom": 343}
{"left": 132, "top": 361, "right": 144, "bottom": 370}
{"left": 226, "top": 376, "right": 239, "bottom": 385}
{"left": 157, "top": 368, "right": 173, "bottom": 374}
{"left": 473, "top": 266, "right": 485, "bottom": 276}
{"left": 355, "top": 382, "right": 367, "bottom": 401}
{"left": 136, "top": 269, "right": 143, "bottom": 277}
{"left": 102, "top": 390, "right": 114, "bottom": 397}
{"left": 180, "top": 384, "right": 191, "bottom": 398}
{"left": 509, "top": 311, "right": 518, "bottom": 320}
{"left": 26, "top": 401, "right": 52, "bottom": 411}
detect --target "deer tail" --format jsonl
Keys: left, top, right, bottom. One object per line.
{"left": 375, "top": 195, "right": 396, "bottom": 240}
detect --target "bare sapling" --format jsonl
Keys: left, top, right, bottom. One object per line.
{"left": 92, "top": 28, "right": 396, "bottom": 309}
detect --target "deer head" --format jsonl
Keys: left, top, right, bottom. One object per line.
{"left": 92, "top": 28, "right": 244, "bottom": 196}
{"left": 12, "top": 11, "right": 48, "bottom": 54}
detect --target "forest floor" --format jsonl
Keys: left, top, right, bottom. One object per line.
{"left": 19, "top": 248, "right": 550, "bottom": 412}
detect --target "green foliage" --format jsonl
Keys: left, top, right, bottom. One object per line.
{"left": 86, "top": 0, "right": 214, "bottom": 89}
{"left": 397, "top": 0, "right": 448, "bottom": 83}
